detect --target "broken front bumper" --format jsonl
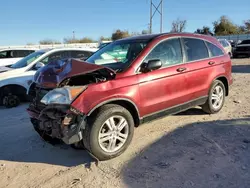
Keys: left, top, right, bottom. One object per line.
{"left": 27, "top": 104, "right": 86, "bottom": 145}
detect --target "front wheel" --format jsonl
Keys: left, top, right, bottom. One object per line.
{"left": 83, "top": 104, "right": 134, "bottom": 161}
{"left": 202, "top": 80, "right": 226, "bottom": 114}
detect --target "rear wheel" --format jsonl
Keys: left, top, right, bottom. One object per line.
{"left": 83, "top": 104, "right": 134, "bottom": 161}
{"left": 202, "top": 80, "right": 226, "bottom": 114}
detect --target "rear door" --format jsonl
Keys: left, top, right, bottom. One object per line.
{"left": 0, "top": 50, "right": 17, "bottom": 66}
{"left": 181, "top": 37, "right": 224, "bottom": 101}
{"left": 138, "top": 38, "right": 189, "bottom": 117}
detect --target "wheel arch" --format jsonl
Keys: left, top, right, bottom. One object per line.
{"left": 0, "top": 84, "right": 27, "bottom": 99}
{"left": 87, "top": 98, "right": 141, "bottom": 127}
{"left": 215, "top": 76, "right": 229, "bottom": 96}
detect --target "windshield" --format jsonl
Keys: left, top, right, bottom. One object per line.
{"left": 86, "top": 40, "right": 148, "bottom": 72}
{"left": 240, "top": 40, "right": 250, "bottom": 45}
{"left": 11, "top": 51, "right": 45, "bottom": 69}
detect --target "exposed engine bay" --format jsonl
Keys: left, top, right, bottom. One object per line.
{"left": 59, "top": 70, "right": 109, "bottom": 87}
{"left": 28, "top": 69, "right": 113, "bottom": 142}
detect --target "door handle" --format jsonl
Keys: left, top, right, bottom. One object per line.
{"left": 176, "top": 67, "right": 187, "bottom": 72}
{"left": 208, "top": 61, "right": 215, "bottom": 65}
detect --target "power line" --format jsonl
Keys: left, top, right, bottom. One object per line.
{"left": 149, "top": 0, "right": 164, "bottom": 34}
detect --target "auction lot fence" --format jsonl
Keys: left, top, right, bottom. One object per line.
{"left": 215, "top": 34, "right": 250, "bottom": 41}
{"left": 0, "top": 43, "right": 98, "bottom": 50}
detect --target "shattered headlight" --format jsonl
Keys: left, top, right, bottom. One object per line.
{"left": 41, "top": 86, "right": 86, "bottom": 105}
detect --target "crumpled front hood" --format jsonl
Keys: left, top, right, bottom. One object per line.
{"left": 34, "top": 58, "right": 115, "bottom": 88}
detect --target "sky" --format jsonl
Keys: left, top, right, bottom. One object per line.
{"left": 1, "top": 0, "right": 250, "bottom": 45}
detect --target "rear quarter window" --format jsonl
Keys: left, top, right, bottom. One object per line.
{"left": 206, "top": 42, "right": 224, "bottom": 57}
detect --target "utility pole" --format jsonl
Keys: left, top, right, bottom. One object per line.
{"left": 72, "top": 31, "right": 75, "bottom": 40}
{"left": 149, "top": 0, "right": 164, "bottom": 34}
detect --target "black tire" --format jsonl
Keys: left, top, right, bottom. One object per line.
{"left": 83, "top": 104, "right": 134, "bottom": 161}
{"left": 2, "top": 95, "right": 20, "bottom": 108}
{"left": 202, "top": 80, "right": 226, "bottom": 114}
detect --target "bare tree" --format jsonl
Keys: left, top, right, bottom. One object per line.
{"left": 171, "top": 18, "right": 187, "bottom": 33}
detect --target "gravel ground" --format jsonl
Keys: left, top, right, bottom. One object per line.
{"left": 0, "top": 59, "right": 250, "bottom": 188}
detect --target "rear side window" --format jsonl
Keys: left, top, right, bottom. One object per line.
{"left": 12, "top": 50, "right": 34, "bottom": 58}
{"left": 183, "top": 38, "right": 209, "bottom": 62}
{"left": 206, "top": 42, "right": 224, "bottom": 57}
{"left": 71, "top": 51, "right": 93, "bottom": 60}
{"left": 145, "top": 38, "right": 183, "bottom": 67}
{"left": 0, "top": 51, "right": 8, "bottom": 58}
{"left": 41, "top": 51, "right": 71, "bottom": 65}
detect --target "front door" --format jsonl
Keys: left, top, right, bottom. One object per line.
{"left": 138, "top": 38, "right": 190, "bottom": 117}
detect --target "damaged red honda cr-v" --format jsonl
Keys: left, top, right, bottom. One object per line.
{"left": 27, "top": 33, "right": 232, "bottom": 160}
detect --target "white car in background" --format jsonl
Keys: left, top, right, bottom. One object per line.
{"left": 218, "top": 39, "right": 232, "bottom": 57}
{"left": 0, "top": 48, "right": 36, "bottom": 67}
{"left": 0, "top": 47, "right": 97, "bottom": 107}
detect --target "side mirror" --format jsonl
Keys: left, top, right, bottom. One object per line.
{"left": 141, "top": 59, "right": 162, "bottom": 72}
{"left": 34, "top": 62, "right": 45, "bottom": 70}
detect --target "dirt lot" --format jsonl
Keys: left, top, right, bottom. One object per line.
{"left": 0, "top": 59, "right": 250, "bottom": 188}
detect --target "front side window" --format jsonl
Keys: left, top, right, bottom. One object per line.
{"left": 183, "top": 38, "right": 209, "bottom": 62}
{"left": 0, "top": 51, "right": 7, "bottom": 58}
{"left": 11, "top": 51, "right": 45, "bottom": 69}
{"left": 41, "top": 51, "right": 70, "bottom": 65}
{"left": 86, "top": 40, "right": 148, "bottom": 72}
{"left": 206, "top": 42, "right": 224, "bottom": 57}
{"left": 144, "top": 38, "right": 183, "bottom": 67}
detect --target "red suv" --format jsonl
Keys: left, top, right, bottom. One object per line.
{"left": 27, "top": 33, "right": 232, "bottom": 160}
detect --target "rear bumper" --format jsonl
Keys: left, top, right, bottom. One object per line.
{"left": 27, "top": 105, "right": 86, "bottom": 145}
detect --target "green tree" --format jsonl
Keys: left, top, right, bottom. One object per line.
{"left": 39, "top": 39, "right": 61, "bottom": 45}
{"left": 78, "top": 37, "right": 94, "bottom": 43}
{"left": 111, "top": 29, "right": 130, "bottom": 41}
{"left": 100, "top": 36, "right": 111, "bottom": 41}
{"left": 213, "top": 16, "right": 239, "bottom": 35}
{"left": 244, "top": 20, "right": 250, "bottom": 33}
{"left": 195, "top": 26, "right": 213, "bottom": 35}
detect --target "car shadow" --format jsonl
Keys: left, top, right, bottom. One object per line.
{"left": 232, "top": 65, "right": 250, "bottom": 73}
{"left": 122, "top": 117, "right": 250, "bottom": 188}
{"left": 176, "top": 107, "right": 206, "bottom": 116}
{"left": 0, "top": 105, "right": 94, "bottom": 167}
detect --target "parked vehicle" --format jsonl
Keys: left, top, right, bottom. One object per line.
{"left": 233, "top": 39, "right": 250, "bottom": 58}
{"left": 98, "top": 41, "right": 112, "bottom": 49}
{"left": 0, "top": 48, "right": 96, "bottom": 107}
{"left": 27, "top": 33, "right": 232, "bottom": 161}
{"left": 218, "top": 39, "right": 232, "bottom": 57}
{"left": 0, "top": 48, "right": 36, "bottom": 67}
